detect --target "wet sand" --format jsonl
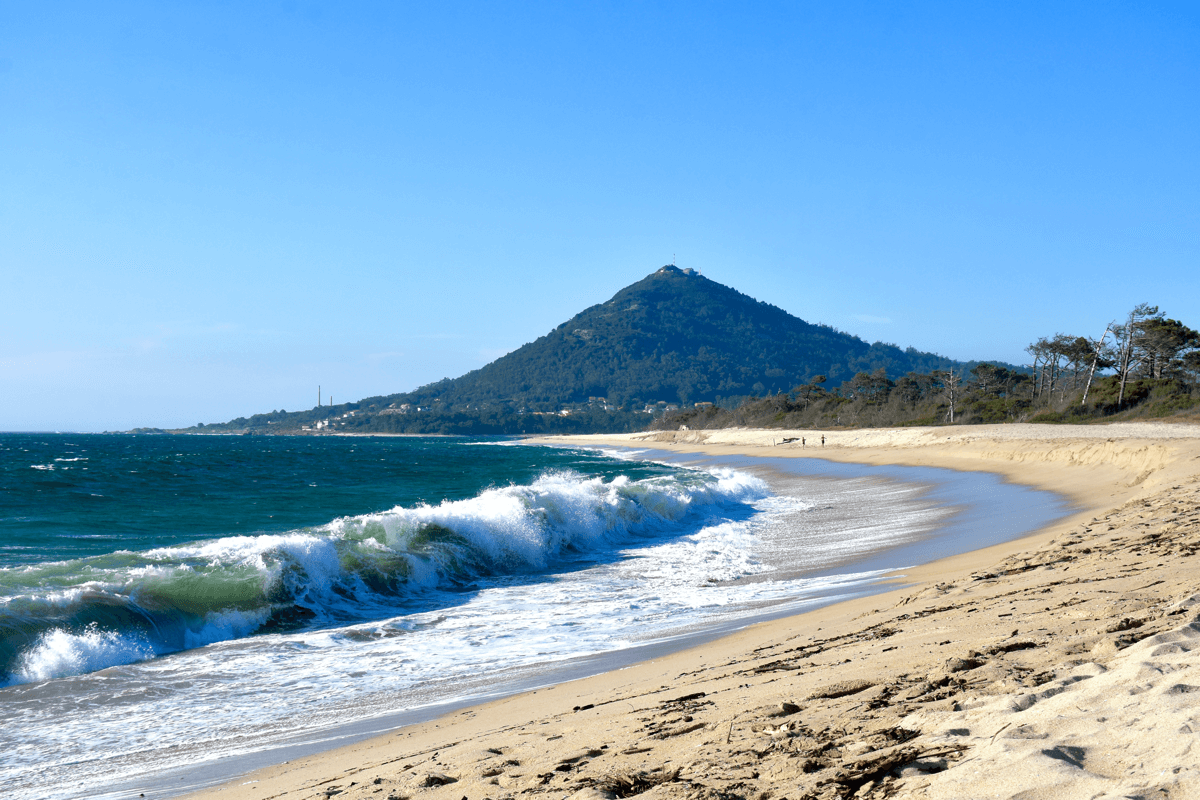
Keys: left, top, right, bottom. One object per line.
{"left": 185, "top": 423, "right": 1200, "bottom": 800}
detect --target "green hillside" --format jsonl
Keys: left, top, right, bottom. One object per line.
{"left": 403, "top": 265, "right": 960, "bottom": 408}
{"left": 191, "top": 265, "right": 982, "bottom": 435}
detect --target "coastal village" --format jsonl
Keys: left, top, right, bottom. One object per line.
{"left": 297, "top": 399, "right": 708, "bottom": 433}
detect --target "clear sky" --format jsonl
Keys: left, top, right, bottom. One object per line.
{"left": 2, "top": 2, "right": 1197, "bottom": 432}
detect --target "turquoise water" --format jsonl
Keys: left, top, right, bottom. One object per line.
{"left": 0, "top": 434, "right": 688, "bottom": 684}
{"left": 0, "top": 434, "right": 672, "bottom": 565}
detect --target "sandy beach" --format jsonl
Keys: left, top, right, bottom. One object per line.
{"left": 185, "top": 422, "right": 1200, "bottom": 800}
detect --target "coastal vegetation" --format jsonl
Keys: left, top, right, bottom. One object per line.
{"left": 655, "top": 304, "right": 1200, "bottom": 431}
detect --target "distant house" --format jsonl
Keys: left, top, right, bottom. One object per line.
{"left": 694, "top": 401, "right": 713, "bottom": 409}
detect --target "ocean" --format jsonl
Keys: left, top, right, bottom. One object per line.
{"left": 0, "top": 434, "right": 1066, "bottom": 799}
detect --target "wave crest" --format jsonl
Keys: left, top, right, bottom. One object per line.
{"left": 0, "top": 467, "right": 766, "bottom": 684}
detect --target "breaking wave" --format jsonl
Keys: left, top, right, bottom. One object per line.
{"left": 0, "top": 467, "right": 767, "bottom": 685}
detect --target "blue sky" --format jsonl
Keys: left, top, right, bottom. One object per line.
{"left": 2, "top": 2, "right": 1197, "bottom": 431}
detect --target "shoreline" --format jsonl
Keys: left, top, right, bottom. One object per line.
{"left": 183, "top": 423, "right": 1200, "bottom": 800}
{"left": 111, "top": 437, "right": 1060, "bottom": 799}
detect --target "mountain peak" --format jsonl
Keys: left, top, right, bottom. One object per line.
{"left": 202, "top": 264, "right": 968, "bottom": 434}
{"left": 392, "top": 264, "right": 959, "bottom": 412}
{"left": 655, "top": 264, "right": 697, "bottom": 276}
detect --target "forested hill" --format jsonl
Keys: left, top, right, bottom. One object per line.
{"left": 404, "top": 265, "right": 959, "bottom": 408}
{"left": 191, "top": 265, "right": 982, "bottom": 435}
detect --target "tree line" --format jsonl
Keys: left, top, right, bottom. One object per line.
{"left": 654, "top": 304, "right": 1200, "bottom": 431}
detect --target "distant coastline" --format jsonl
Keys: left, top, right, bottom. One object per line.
{"left": 169, "top": 271, "right": 1197, "bottom": 439}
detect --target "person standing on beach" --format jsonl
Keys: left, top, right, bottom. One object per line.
{"left": 821, "top": 435, "right": 825, "bottom": 446}
{"left": 802, "top": 437, "right": 806, "bottom": 447}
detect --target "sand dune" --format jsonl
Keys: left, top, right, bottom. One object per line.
{"left": 186, "top": 423, "right": 1200, "bottom": 800}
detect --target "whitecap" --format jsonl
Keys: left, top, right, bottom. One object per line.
{"left": 7, "top": 624, "right": 157, "bottom": 685}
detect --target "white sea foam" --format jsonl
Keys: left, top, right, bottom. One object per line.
{"left": 594, "top": 446, "right": 651, "bottom": 461}
{"left": 0, "top": 468, "right": 769, "bottom": 692}
{"left": 9, "top": 625, "right": 156, "bottom": 685}
{"left": 332, "top": 467, "right": 768, "bottom": 574}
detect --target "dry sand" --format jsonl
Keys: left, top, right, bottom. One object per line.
{"left": 187, "top": 422, "right": 1200, "bottom": 800}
